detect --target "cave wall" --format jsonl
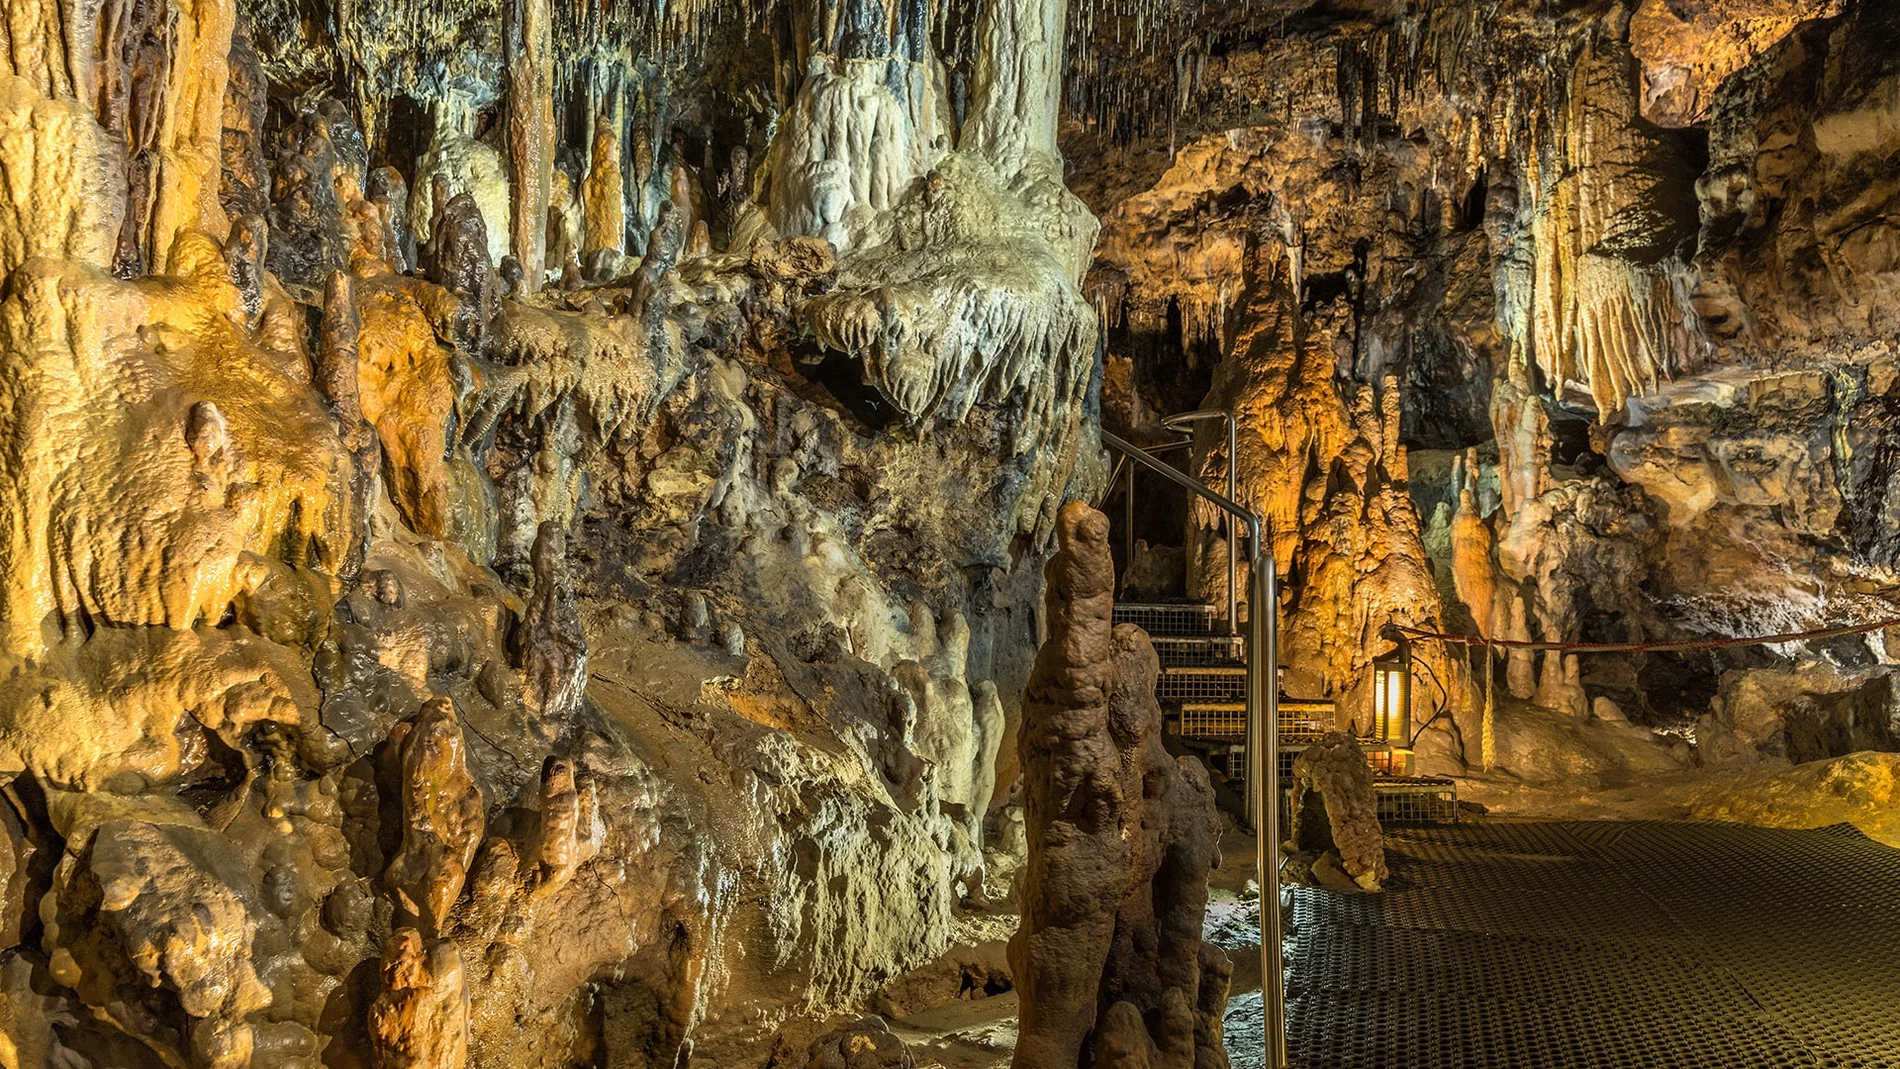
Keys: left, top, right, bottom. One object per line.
{"left": 1079, "top": 0, "right": 1900, "bottom": 780}
{"left": 0, "top": 0, "right": 1108, "bottom": 1064}
{"left": 0, "top": 0, "right": 1897, "bottom": 1061}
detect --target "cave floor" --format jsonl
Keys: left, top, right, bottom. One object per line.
{"left": 1252, "top": 820, "right": 1900, "bottom": 1069}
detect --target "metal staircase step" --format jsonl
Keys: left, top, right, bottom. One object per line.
{"left": 1158, "top": 664, "right": 1247, "bottom": 703}
{"left": 1176, "top": 699, "right": 1339, "bottom": 741}
{"left": 1113, "top": 601, "right": 1224, "bottom": 637}
{"left": 1147, "top": 634, "right": 1246, "bottom": 667}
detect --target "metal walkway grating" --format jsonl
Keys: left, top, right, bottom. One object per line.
{"left": 1283, "top": 820, "right": 1900, "bottom": 1069}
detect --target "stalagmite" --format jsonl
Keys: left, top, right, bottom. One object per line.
{"left": 370, "top": 166, "right": 417, "bottom": 273}
{"left": 1011, "top": 502, "right": 1228, "bottom": 1069}
{"left": 412, "top": 121, "right": 513, "bottom": 270}
{"left": 385, "top": 699, "right": 485, "bottom": 934}
{"left": 1491, "top": 360, "right": 1550, "bottom": 520}
{"left": 528, "top": 756, "right": 596, "bottom": 895}
{"left": 582, "top": 115, "right": 626, "bottom": 258}
{"left": 146, "top": 0, "right": 237, "bottom": 266}
{"left": 370, "top": 928, "right": 470, "bottom": 1069}
{"left": 511, "top": 521, "right": 587, "bottom": 724}
{"left": 1449, "top": 449, "right": 1501, "bottom": 640}
{"left": 0, "top": 78, "right": 121, "bottom": 278}
{"left": 268, "top": 110, "right": 352, "bottom": 287}
{"left": 1290, "top": 733, "right": 1390, "bottom": 892}
{"left": 318, "top": 269, "right": 379, "bottom": 579}
{"left": 963, "top": 0, "right": 1068, "bottom": 176}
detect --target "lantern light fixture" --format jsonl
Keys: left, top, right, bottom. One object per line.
{"left": 1372, "top": 628, "right": 1413, "bottom": 746}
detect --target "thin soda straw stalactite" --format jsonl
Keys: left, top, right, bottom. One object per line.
{"left": 1481, "top": 643, "right": 1496, "bottom": 770}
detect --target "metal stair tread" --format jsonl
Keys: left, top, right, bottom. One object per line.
{"left": 1147, "top": 634, "right": 1242, "bottom": 645}
{"left": 1178, "top": 698, "right": 1336, "bottom": 712}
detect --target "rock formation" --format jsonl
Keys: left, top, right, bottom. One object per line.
{"left": 384, "top": 699, "right": 485, "bottom": 935}
{"left": 369, "top": 928, "right": 471, "bottom": 1069}
{"left": 0, "top": 0, "right": 1896, "bottom": 1062}
{"left": 1011, "top": 502, "right": 1229, "bottom": 1069}
{"left": 1290, "top": 733, "right": 1389, "bottom": 892}
{"left": 0, "top": 0, "right": 1120, "bottom": 1059}
{"left": 1086, "top": 0, "right": 1900, "bottom": 795}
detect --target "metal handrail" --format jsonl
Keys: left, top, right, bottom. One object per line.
{"left": 1159, "top": 409, "right": 1239, "bottom": 636}
{"left": 1101, "top": 429, "right": 1286, "bottom": 1069}
{"left": 1113, "top": 437, "right": 1191, "bottom": 568}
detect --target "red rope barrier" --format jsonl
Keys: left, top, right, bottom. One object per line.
{"left": 1396, "top": 617, "right": 1900, "bottom": 654}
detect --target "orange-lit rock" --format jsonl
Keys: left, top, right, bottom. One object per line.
{"left": 370, "top": 928, "right": 470, "bottom": 1069}
{"left": 582, "top": 115, "right": 625, "bottom": 259}
{"left": 350, "top": 267, "right": 463, "bottom": 539}
{"left": 0, "top": 230, "right": 352, "bottom": 651}
{"left": 1630, "top": 0, "right": 1847, "bottom": 127}
{"left": 385, "top": 699, "right": 485, "bottom": 934}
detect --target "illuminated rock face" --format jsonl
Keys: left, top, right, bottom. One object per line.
{"left": 1087, "top": 0, "right": 1900, "bottom": 786}
{"left": 0, "top": 0, "right": 1896, "bottom": 1061}
{"left": 0, "top": 0, "right": 1113, "bottom": 1063}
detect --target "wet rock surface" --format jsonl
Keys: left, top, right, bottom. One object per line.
{"left": 0, "top": 0, "right": 1896, "bottom": 1064}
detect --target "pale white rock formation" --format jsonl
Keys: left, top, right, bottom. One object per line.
{"left": 410, "top": 115, "right": 514, "bottom": 268}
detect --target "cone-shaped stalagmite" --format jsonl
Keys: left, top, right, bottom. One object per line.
{"left": 1010, "top": 502, "right": 1229, "bottom": 1069}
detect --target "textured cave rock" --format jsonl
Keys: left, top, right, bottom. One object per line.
{"left": 1086, "top": 0, "right": 1900, "bottom": 795}
{"left": 1011, "top": 502, "right": 1229, "bottom": 1069}
{"left": 0, "top": 0, "right": 1122, "bottom": 1058}
{"left": 1289, "top": 733, "right": 1389, "bottom": 892}
{"left": 0, "top": 0, "right": 1898, "bottom": 1062}
{"left": 369, "top": 928, "right": 470, "bottom": 1069}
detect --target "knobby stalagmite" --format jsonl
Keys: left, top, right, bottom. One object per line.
{"left": 1011, "top": 502, "right": 1229, "bottom": 1069}
{"left": 384, "top": 699, "right": 485, "bottom": 935}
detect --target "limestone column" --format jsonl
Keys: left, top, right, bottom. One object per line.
{"left": 504, "top": 0, "right": 552, "bottom": 294}
{"left": 963, "top": 0, "right": 1066, "bottom": 175}
{"left": 150, "top": 0, "right": 236, "bottom": 268}
{"left": 581, "top": 114, "right": 625, "bottom": 258}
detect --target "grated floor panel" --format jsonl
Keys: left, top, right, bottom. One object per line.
{"left": 1281, "top": 820, "right": 1900, "bottom": 1069}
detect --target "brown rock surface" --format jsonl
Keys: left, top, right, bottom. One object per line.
{"left": 370, "top": 928, "right": 470, "bottom": 1069}
{"left": 1290, "top": 733, "right": 1389, "bottom": 891}
{"left": 1010, "top": 502, "right": 1228, "bottom": 1069}
{"left": 384, "top": 699, "right": 485, "bottom": 935}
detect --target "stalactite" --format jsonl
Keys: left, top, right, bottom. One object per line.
{"left": 581, "top": 112, "right": 625, "bottom": 257}
{"left": 506, "top": 0, "right": 554, "bottom": 293}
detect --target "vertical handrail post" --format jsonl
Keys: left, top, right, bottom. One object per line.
{"left": 1255, "top": 546, "right": 1285, "bottom": 1069}
{"left": 1125, "top": 458, "right": 1136, "bottom": 573}
{"left": 1226, "top": 414, "right": 1239, "bottom": 637}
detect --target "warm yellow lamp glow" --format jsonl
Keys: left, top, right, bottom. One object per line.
{"left": 1372, "top": 642, "right": 1412, "bottom": 744}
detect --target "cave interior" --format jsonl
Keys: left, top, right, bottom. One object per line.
{"left": 0, "top": 0, "right": 1896, "bottom": 1065}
